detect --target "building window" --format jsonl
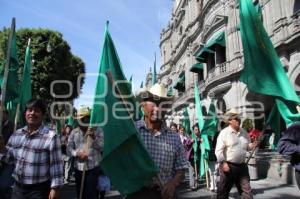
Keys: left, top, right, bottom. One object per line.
{"left": 179, "top": 26, "right": 183, "bottom": 35}
{"left": 198, "top": 70, "right": 204, "bottom": 82}
{"left": 217, "top": 98, "right": 226, "bottom": 114}
{"left": 215, "top": 45, "right": 226, "bottom": 65}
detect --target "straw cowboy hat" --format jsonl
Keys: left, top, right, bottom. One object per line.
{"left": 136, "top": 83, "right": 173, "bottom": 102}
{"left": 73, "top": 106, "right": 91, "bottom": 119}
{"left": 223, "top": 108, "right": 241, "bottom": 123}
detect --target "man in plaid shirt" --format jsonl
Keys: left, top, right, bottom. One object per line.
{"left": 0, "top": 99, "right": 64, "bottom": 199}
{"left": 127, "top": 84, "right": 188, "bottom": 199}
{"left": 67, "top": 107, "right": 104, "bottom": 199}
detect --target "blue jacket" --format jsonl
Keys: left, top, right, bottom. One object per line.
{"left": 277, "top": 122, "right": 300, "bottom": 171}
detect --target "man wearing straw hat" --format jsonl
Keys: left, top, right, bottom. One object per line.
{"left": 128, "top": 83, "right": 188, "bottom": 199}
{"left": 215, "top": 109, "right": 257, "bottom": 199}
{"left": 67, "top": 106, "right": 104, "bottom": 199}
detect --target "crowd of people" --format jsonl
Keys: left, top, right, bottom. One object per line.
{"left": 0, "top": 83, "right": 298, "bottom": 199}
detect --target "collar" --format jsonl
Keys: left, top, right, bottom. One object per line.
{"left": 138, "top": 119, "right": 168, "bottom": 136}
{"left": 22, "top": 124, "right": 45, "bottom": 137}
{"left": 229, "top": 125, "right": 240, "bottom": 135}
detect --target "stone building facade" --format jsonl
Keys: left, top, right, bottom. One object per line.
{"left": 145, "top": 0, "right": 300, "bottom": 129}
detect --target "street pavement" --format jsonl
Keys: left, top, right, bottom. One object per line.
{"left": 60, "top": 177, "right": 300, "bottom": 199}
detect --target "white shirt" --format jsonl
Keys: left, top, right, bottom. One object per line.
{"left": 215, "top": 126, "right": 250, "bottom": 164}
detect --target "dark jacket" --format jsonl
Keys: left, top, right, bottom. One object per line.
{"left": 277, "top": 122, "right": 300, "bottom": 171}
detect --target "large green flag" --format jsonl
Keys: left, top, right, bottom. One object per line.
{"left": 18, "top": 40, "right": 32, "bottom": 126}
{"left": 199, "top": 100, "right": 217, "bottom": 178}
{"left": 152, "top": 53, "right": 157, "bottom": 85}
{"left": 194, "top": 82, "right": 210, "bottom": 178}
{"left": 90, "top": 22, "right": 158, "bottom": 195}
{"left": 0, "top": 21, "right": 20, "bottom": 103}
{"left": 202, "top": 100, "right": 217, "bottom": 137}
{"left": 239, "top": 0, "right": 300, "bottom": 125}
{"left": 182, "top": 107, "right": 190, "bottom": 134}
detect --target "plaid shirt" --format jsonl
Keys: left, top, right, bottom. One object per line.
{"left": 135, "top": 120, "right": 188, "bottom": 185}
{"left": 67, "top": 127, "right": 103, "bottom": 171}
{"left": 2, "top": 125, "right": 64, "bottom": 188}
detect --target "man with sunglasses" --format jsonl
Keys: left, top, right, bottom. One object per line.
{"left": 215, "top": 109, "right": 258, "bottom": 199}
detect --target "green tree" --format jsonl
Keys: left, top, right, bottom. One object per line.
{"left": 0, "top": 28, "right": 85, "bottom": 106}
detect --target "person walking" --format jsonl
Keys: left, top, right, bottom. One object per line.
{"left": 215, "top": 109, "right": 257, "bottom": 199}
{"left": 127, "top": 83, "right": 188, "bottom": 199}
{"left": 67, "top": 106, "right": 104, "bottom": 199}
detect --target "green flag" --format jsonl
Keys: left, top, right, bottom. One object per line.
{"left": 18, "top": 39, "right": 32, "bottom": 126}
{"left": 90, "top": 22, "right": 158, "bottom": 195}
{"left": 56, "top": 119, "right": 62, "bottom": 135}
{"left": 266, "top": 105, "right": 281, "bottom": 149}
{"left": 200, "top": 134, "right": 210, "bottom": 179}
{"left": 239, "top": 0, "right": 300, "bottom": 125}
{"left": 194, "top": 82, "right": 209, "bottom": 178}
{"left": 6, "top": 100, "right": 17, "bottom": 122}
{"left": 194, "top": 82, "right": 204, "bottom": 131}
{"left": 202, "top": 100, "right": 217, "bottom": 136}
{"left": 140, "top": 81, "right": 143, "bottom": 88}
{"left": 182, "top": 107, "right": 190, "bottom": 134}
{"left": 66, "top": 115, "right": 78, "bottom": 128}
{"left": 0, "top": 20, "right": 20, "bottom": 103}
{"left": 152, "top": 53, "right": 157, "bottom": 85}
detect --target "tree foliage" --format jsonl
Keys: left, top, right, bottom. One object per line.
{"left": 0, "top": 28, "right": 85, "bottom": 105}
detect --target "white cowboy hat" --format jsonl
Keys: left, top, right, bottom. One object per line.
{"left": 136, "top": 83, "right": 173, "bottom": 102}
{"left": 223, "top": 108, "right": 241, "bottom": 123}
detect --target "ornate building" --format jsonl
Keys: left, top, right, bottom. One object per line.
{"left": 145, "top": 0, "right": 300, "bottom": 129}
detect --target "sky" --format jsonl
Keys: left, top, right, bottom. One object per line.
{"left": 0, "top": 0, "right": 173, "bottom": 107}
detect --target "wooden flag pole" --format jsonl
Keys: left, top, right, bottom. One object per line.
{"left": 79, "top": 128, "right": 93, "bottom": 199}
{"left": 205, "top": 159, "right": 209, "bottom": 189}
{"left": 194, "top": 160, "right": 198, "bottom": 188}
{"left": 245, "top": 127, "right": 266, "bottom": 164}
{"left": 106, "top": 70, "right": 164, "bottom": 190}
{"left": 0, "top": 18, "right": 15, "bottom": 137}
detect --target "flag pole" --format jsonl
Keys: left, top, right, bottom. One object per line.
{"left": 0, "top": 18, "right": 15, "bottom": 137}
{"left": 194, "top": 160, "right": 198, "bottom": 189}
{"left": 106, "top": 70, "right": 164, "bottom": 190}
{"left": 79, "top": 128, "right": 93, "bottom": 199}
{"left": 246, "top": 127, "right": 266, "bottom": 164}
{"left": 205, "top": 159, "right": 209, "bottom": 189}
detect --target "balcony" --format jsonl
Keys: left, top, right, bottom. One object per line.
{"left": 172, "top": 85, "right": 194, "bottom": 110}
{"left": 207, "top": 62, "right": 234, "bottom": 83}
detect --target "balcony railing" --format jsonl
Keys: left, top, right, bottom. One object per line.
{"left": 207, "top": 62, "right": 231, "bottom": 83}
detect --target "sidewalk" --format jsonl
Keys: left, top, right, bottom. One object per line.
{"left": 177, "top": 178, "right": 300, "bottom": 199}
